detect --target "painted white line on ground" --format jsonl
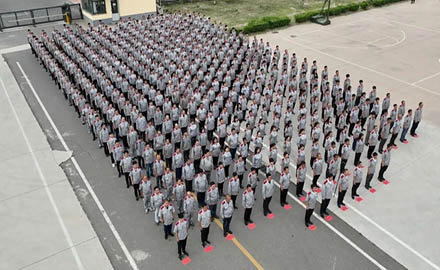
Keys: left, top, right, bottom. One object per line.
{"left": 0, "top": 44, "right": 30, "bottom": 55}
{"left": 278, "top": 34, "right": 440, "bottom": 98}
{"left": 16, "top": 62, "right": 139, "bottom": 270}
{"left": 0, "top": 66, "right": 84, "bottom": 269}
{"left": 411, "top": 71, "right": 440, "bottom": 85}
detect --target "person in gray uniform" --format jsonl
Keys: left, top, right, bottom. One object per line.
{"left": 205, "top": 182, "right": 219, "bottom": 219}
{"left": 378, "top": 144, "right": 392, "bottom": 182}
{"left": 337, "top": 169, "right": 350, "bottom": 208}
{"left": 173, "top": 179, "right": 186, "bottom": 214}
{"left": 262, "top": 175, "right": 274, "bottom": 216}
{"left": 400, "top": 109, "right": 412, "bottom": 143}
{"left": 183, "top": 192, "right": 195, "bottom": 227}
{"left": 220, "top": 195, "right": 234, "bottom": 237}
{"left": 160, "top": 199, "right": 175, "bottom": 240}
{"left": 410, "top": 102, "right": 423, "bottom": 137}
{"left": 351, "top": 161, "right": 363, "bottom": 199}
{"left": 228, "top": 173, "right": 240, "bottom": 209}
{"left": 242, "top": 185, "right": 255, "bottom": 225}
{"left": 174, "top": 213, "right": 189, "bottom": 260}
{"left": 151, "top": 187, "right": 165, "bottom": 225}
{"left": 198, "top": 203, "right": 212, "bottom": 247}
{"left": 279, "top": 167, "right": 290, "bottom": 207}
{"left": 305, "top": 185, "right": 319, "bottom": 227}
{"left": 129, "top": 162, "right": 143, "bottom": 200}
{"left": 365, "top": 152, "right": 378, "bottom": 189}
{"left": 140, "top": 175, "right": 153, "bottom": 213}
{"left": 320, "top": 175, "right": 336, "bottom": 217}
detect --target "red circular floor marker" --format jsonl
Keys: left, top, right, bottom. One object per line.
{"left": 267, "top": 213, "right": 275, "bottom": 219}
{"left": 309, "top": 224, "right": 317, "bottom": 231}
{"left": 383, "top": 180, "right": 390, "bottom": 185}
{"left": 369, "top": 188, "right": 376, "bottom": 193}
{"left": 356, "top": 197, "right": 363, "bottom": 202}
{"left": 204, "top": 245, "right": 213, "bottom": 253}
{"left": 248, "top": 223, "right": 256, "bottom": 230}
{"left": 403, "top": 140, "right": 409, "bottom": 144}
{"left": 341, "top": 205, "right": 348, "bottom": 211}
{"left": 284, "top": 204, "right": 292, "bottom": 210}
{"left": 324, "top": 215, "right": 333, "bottom": 221}
{"left": 181, "top": 257, "right": 191, "bottom": 265}
{"left": 300, "top": 196, "right": 306, "bottom": 202}
{"left": 226, "top": 234, "right": 234, "bottom": 240}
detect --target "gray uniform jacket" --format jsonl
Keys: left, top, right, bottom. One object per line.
{"left": 151, "top": 192, "right": 164, "bottom": 209}
{"left": 242, "top": 190, "right": 255, "bottom": 208}
{"left": 262, "top": 179, "right": 274, "bottom": 199}
{"left": 173, "top": 183, "right": 185, "bottom": 201}
{"left": 174, "top": 219, "right": 188, "bottom": 240}
{"left": 322, "top": 179, "right": 335, "bottom": 200}
{"left": 140, "top": 180, "right": 152, "bottom": 196}
{"left": 183, "top": 163, "right": 195, "bottom": 181}
{"left": 338, "top": 174, "right": 349, "bottom": 191}
{"left": 184, "top": 196, "right": 195, "bottom": 214}
{"left": 228, "top": 178, "right": 240, "bottom": 195}
{"left": 198, "top": 209, "right": 211, "bottom": 228}
{"left": 216, "top": 167, "right": 226, "bottom": 184}
{"left": 194, "top": 174, "right": 208, "bottom": 192}
{"left": 353, "top": 167, "right": 363, "bottom": 184}
{"left": 220, "top": 199, "right": 234, "bottom": 219}
{"left": 159, "top": 204, "right": 175, "bottom": 225}
{"left": 382, "top": 149, "right": 391, "bottom": 166}
{"left": 205, "top": 187, "right": 219, "bottom": 205}
{"left": 305, "top": 191, "right": 318, "bottom": 209}
{"left": 280, "top": 172, "right": 290, "bottom": 189}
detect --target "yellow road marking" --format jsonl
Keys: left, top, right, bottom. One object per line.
{"left": 191, "top": 192, "right": 264, "bottom": 270}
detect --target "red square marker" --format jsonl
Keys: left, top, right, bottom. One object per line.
{"left": 369, "top": 188, "right": 376, "bottom": 193}
{"left": 316, "top": 188, "right": 321, "bottom": 193}
{"left": 393, "top": 145, "right": 398, "bottom": 150}
{"left": 248, "top": 223, "right": 256, "bottom": 230}
{"left": 324, "top": 215, "right": 333, "bottom": 221}
{"left": 267, "top": 213, "right": 275, "bottom": 219}
{"left": 284, "top": 204, "right": 292, "bottom": 210}
{"left": 182, "top": 257, "right": 191, "bottom": 265}
{"left": 300, "top": 196, "right": 306, "bottom": 202}
{"left": 383, "top": 180, "right": 390, "bottom": 185}
{"left": 414, "top": 134, "right": 419, "bottom": 138}
{"left": 226, "top": 234, "right": 234, "bottom": 240}
{"left": 341, "top": 205, "right": 348, "bottom": 211}
{"left": 356, "top": 197, "right": 363, "bottom": 202}
{"left": 204, "top": 245, "right": 213, "bottom": 253}
{"left": 309, "top": 224, "right": 317, "bottom": 231}
{"left": 403, "top": 140, "right": 409, "bottom": 144}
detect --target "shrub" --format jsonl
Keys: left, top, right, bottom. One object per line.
{"left": 294, "top": 10, "right": 320, "bottom": 23}
{"left": 243, "top": 16, "right": 291, "bottom": 33}
{"left": 348, "top": 3, "right": 360, "bottom": 11}
{"left": 360, "top": 1, "right": 369, "bottom": 9}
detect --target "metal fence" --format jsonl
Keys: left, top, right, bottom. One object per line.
{"left": 0, "top": 4, "right": 83, "bottom": 31}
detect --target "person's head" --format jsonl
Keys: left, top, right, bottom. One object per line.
{"left": 163, "top": 199, "right": 169, "bottom": 207}
{"left": 267, "top": 174, "right": 272, "bottom": 180}
{"left": 344, "top": 169, "right": 350, "bottom": 176}
{"left": 202, "top": 203, "right": 208, "bottom": 210}
{"left": 356, "top": 160, "right": 362, "bottom": 167}
{"left": 210, "top": 181, "right": 216, "bottom": 188}
{"left": 225, "top": 194, "right": 231, "bottom": 202}
{"left": 311, "top": 185, "right": 318, "bottom": 192}
{"left": 142, "top": 175, "right": 148, "bottom": 182}
{"left": 408, "top": 109, "right": 413, "bottom": 115}
{"left": 372, "top": 152, "right": 378, "bottom": 159}
{"left": 154, "top": 187, "right": 160, "bottom": 194}
{"left": 387, "top": 143, "right": 393, "bottom": 151}
{"left": 178, "top": 213, "right": 184, "bottom": 219}
{"left": 246, "top": 184, "right": 252, "bottom": 192}
{"left": 419, "top": 102, "right": 423, "bottom": 108}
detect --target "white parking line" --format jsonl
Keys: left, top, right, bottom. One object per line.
{"left": 16, "top": 62, "right": 140, "bottom": 270}
{"left": 1, "top": 67, "right": 84, "bottom": 269}
{"left": 411, "top": 71, "right": 440, "bottom": 85}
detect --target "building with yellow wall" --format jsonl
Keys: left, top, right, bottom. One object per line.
{"left": 81, "top": 0, "right": 157, "bottom": 25}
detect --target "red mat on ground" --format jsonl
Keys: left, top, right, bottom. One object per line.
{"left": 182, "top": 257, "right": 191, "bottom": 265}
{"left": 226, "top": 234, "right": 234, "bottom": 240}
{"left": 324, "top": 215, "right": 333, "bottom": 221}
{"left": 309, "top": 224, "right": 317, "bottom": 231}
{"left": 393, "top": 145, "right": 398, "bottom": 150}
{"left": 204, "top": 245, "right": 213, "bottom": 253}
{"left": 248, "top": 223, "right": 256, "bottom": 230}
{"left": 369, "top": 188, "right": 376, "bottom": 193}
{"left": 267, "top": 213, "right": 275, "bottom": 219}
{"left": 300, "top": 196, "right": 306, "bottom": 201}
{"left": 383, "top": 180, "right": 390, "bottom": 185}
{"left": 284, "top": 204, "right": 292, "bottom": 210}
{"left": 341, "top": 205, "right": 348, "bottom": 211}
{"left": 414, "top": 134, "right": 419, "bottom": 138}
{"left": 403, "top": 140, "right": 409, "bottom": 144}
{"left": 356, "top": 197, "right": 363, "bottom": 202}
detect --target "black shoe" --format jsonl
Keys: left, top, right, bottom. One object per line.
{"left": 184, "top": 251, "right": 189, "bottom": 256}
{"left": 324, "top": 211, "right": 329, "bottom": 215}
{"left": 228, "top": 230, "right": 233, "bottom": 234}
{"left": 309, "top": 221, "right": 314, "bottom": 225}
{"left": 264, "top": 212, "right": 267, "bottom": 216}
{"left": 320, "top": 213, "right": 325, "bottom": 218}
{"left": 268, "top": 210, "right": 272, "bottom": 214}
{"left": 355, "top": 193, "right": 360, "bottom": 197}
{"left": 245, "top": 221, "right": 249, "bottom": 225}
{"left": 224, "top": 232, "right": 227, "bottom": 237}
{"left": 352, "top": 195, "right": 355, "bottom": 199}
{"left": 170, "top": 233, "right": 174, "bottom": 237}
{"left": 305, "top": 223, "right": 310, "bottom": 227}
{"left": 165, "top": 235, "right": 168, "bottom": 240}
{"left": 136, "top": 197, "right": 139, "bottom": 201}
{"left": 206, "top": 240, "right": 211, "bottom": 244}
{"left": 341, "top": 203, "right": 346, "bottom": 206}
{"left": 337, "top": 204, "right": 341, "bottom": 208}
{"left": 281, "top": 203, "right": 285, "bottom": 207}
{"left": 202, "top": 242, "right": 206, "bottom": 248}
{"left": 249, "top": 219, "right": 254, "bottom": 223}
{"left": 179, "top": 254, "right": 183, "bottom": 260}
{"left": 365, "top": 186, "right": 369, "bottom": 190}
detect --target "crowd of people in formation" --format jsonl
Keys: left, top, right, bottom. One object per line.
{"left": 28, "top": 12, "right": 424, "bottom": 260}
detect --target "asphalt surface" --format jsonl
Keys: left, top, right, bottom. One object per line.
{"left": 4, "top": 49, "right": 406, "bottom": 270}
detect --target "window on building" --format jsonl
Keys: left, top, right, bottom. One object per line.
{"left": 81, "top": 0, "right": 107, "bottom": 15}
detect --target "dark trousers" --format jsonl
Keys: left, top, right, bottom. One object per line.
{"left": 176, "top": 167, "right": 183, "bottom": 180}
{"left": 156, "top": 175, "right": 162, "bottom": 188}
{"left": 209, "top": 204, "right": 217, "bottom": 218}
{"left": 194, "top": 158, "right": 201, "bottom": 173}
{"left": 337, "top": 190, "right": 347, "bottom": 207}
{"left": 238, "top": 174, "right": 244, "bottom": 188}
{"left": 296, "top": 181, "right": 305, "bottom": 196}
{"left": 312, "top": 175, "right": 320, "bottom": 187}
{"left": 400, "top": 128, "right": 409, "bottom": 142}
{"left": 230, "top": 148, "right": 237, "bottom": 160}
{"left": 367, "top": 145, "right": 375, "bottom": 159}
{"left": 201, "top": 226, "right": 210, "bottom": 243}
{"left": 231, "top": 195, "right": 237, "bottom": 208}
{"left": 365, "top": 173, "right": 374, "bottom": 188}
{"left": 124, "top": 172, "right": 131, "bottom": 188}
{"left": 178, "top": 238, "right": 187, "bottom": 256}
{"left": 103, "top": 142, "right": 109, "bottom": 156}
{"left": 280, "top": 189, "right": 288, "bottom": 205}
{"left": 378, "top": 165, "right": 388, "bottom": 180}
{"left": 244, "top": 208, "right": 252, "bottom": 222}
{"left": 378, "top": 138, "right": 387, "bottom": 152}
{"left": 263, "top": 196, "right": 272, "bottom": 215}
{"left": 340, "top": 159, "right": 347, "bottom": 172}
{"left": 197, "top": 192, "right": 206, "bottom": 207}
{"left": 351, "top": 183, "right": 360, "bottom": 197}
{"left": 164, "top": 224, "right": 172, "bottom": 238}
{"left": 320, "top": 198, "right": 330, "bottom": 216}
{"left": 223, "top": 217, "right": 232, "bottom": 235}
{"left": 224, "top": 165, "right": 230, "bottom": 178}
{"left": 218, "top": 182, "right": 224, "bottom": 196}
{"left": 185, "top": 180, "right": 193, "bottom": 192}
{"left": 137, "top": 156, "right": 145, "bottom": 169}
{"left": 305, "top": 208, "right": 314, "bottom": 225}
{"left": 390, "top": 133, "right": 398, "bottom": 146}
{"left": 410, "top": 121, "right": 419, "bottom": 136}
{"left": 116, "top": 161, "right": 122, "bottom": 176}
{"left": 354, "top": 152, "right": 361, "bottom": 166}
{"left": 133, "top": 183, "right": 140, "bottom": 199}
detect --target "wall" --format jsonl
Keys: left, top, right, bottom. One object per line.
{"left": 82, "top": 0, "right": 112, "bottom": 21}
{"left": 118, "top": 0, "right": 156, "bottom": 17}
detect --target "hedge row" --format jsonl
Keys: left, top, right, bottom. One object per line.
{"left": 242, "top": 16, "right": 291, "bottom": 34}
{"left": 294, "top": 0, "right": 405, "bottom": 24}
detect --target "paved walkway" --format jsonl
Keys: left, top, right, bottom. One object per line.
{"left": 0, "top": 54, "right": 113, "bottom": 270}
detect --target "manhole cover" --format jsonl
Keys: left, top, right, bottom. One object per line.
{"left": 273, "top": 31, "right": 279, "bottom": 34}
{"left": 290, "top": 35, "right": 296, "bottom": 38}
